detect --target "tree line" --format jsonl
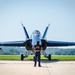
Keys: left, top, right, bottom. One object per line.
{"left": 0, "top": 46, "right": 75, "bottom": 55}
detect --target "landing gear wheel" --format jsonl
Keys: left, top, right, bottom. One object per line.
{"left": 48, "top": 54, "right": 51, "bottom": 61}
{"left": 21, "top": 54, "right": 24, "bottom": 61}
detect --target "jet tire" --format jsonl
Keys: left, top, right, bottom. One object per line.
{"left": 48, "top": 54, "right": 51, "bottom": 61}
{"left": 21, "top": 54, "right": 24, "bottom": 61}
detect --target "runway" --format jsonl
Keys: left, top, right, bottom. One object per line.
{"left": 0, "top": 60, "right": 75, "bottom": 75}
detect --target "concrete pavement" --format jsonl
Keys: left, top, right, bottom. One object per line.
{"left": 0, "top": 60, "right": 75, "bottom": 75}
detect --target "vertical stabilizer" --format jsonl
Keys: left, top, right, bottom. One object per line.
{"left": 42, "top": 24, "right": 50, "bottom": 39}
{"left": 21, "top": 22, "right": 29, "bottom": 39}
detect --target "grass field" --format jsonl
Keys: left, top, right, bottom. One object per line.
{"left": 0, "top": 55, "right": 75, "bottom": 61}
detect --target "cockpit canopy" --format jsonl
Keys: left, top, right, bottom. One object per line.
{"left": 31, "top": 30, "right": 41, "bottom": 46}
{"left": 32, "top": 30, "right": 41, "bottom": 38}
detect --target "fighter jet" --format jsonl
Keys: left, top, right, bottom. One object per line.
{"left": 0, "top": 23, "right": 75, "bottom": 60}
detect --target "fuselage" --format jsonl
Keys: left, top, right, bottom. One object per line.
{"left": 25, "top": 30, "right": 47, "bottom": 50}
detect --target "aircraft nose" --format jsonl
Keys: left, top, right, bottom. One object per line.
{"left": 32, "top": 36, "right": 41, "bottom": 46}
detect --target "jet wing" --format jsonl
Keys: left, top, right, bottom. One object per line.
{"left": 47, "top": 40, "right": 75, "bottom": 47}
{"left": 0, "top": 41, "right": 25, "bottom": 46}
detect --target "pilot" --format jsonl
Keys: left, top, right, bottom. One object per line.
{"left": 32, "top": 41, "right": 43, "bottom": 67}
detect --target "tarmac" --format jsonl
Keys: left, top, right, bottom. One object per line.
{"left": 0, "top": 60, "right": 75, "bottom": 75}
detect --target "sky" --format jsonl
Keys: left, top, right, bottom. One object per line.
{"left": 0, "top": 0, "right": 75, "bottom": 42}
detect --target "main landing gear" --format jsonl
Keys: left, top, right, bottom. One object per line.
{"left": 21, "top": 54, "right": 28, "bottom": 60}
{"left": 21, "top": 51, "right": 51, "bottom": 61}
{"left": 48, "top": 54, "right": 51, "bottom": 60}
{"left": 42, "top": 51, "right": 51, "bottom": 61}
{"left": 21, "top": 51, "right": 28, "bottom": 61}
{"left": 44, "top": 54, "right": 51, "bottom": 61}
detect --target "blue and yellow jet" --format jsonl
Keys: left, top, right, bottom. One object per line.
{"left": 0, "top": 23, "right": 75, "bottom": 60}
